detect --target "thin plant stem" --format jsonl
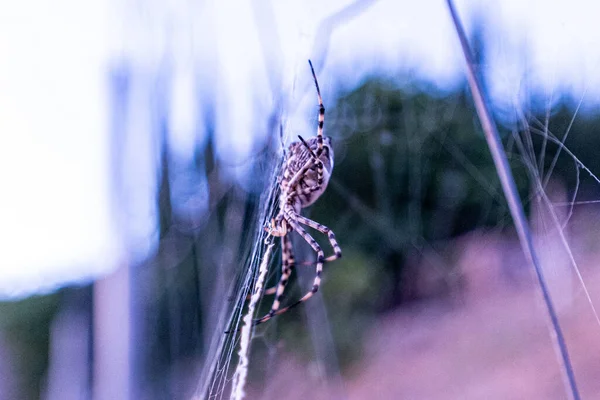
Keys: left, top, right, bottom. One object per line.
{"left": 445, "top": 1, "right": 580, "bottom": 399}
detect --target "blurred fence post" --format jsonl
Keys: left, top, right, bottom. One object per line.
{"left": 93, "top": 264, "right": 131, "bottom": 400}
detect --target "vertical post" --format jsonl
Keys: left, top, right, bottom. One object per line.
{"left": 93, "top": 264, "right": 131, "bottom": 400}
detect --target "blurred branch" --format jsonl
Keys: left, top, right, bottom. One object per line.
{"left": 445, "top": 1, "right": 580, "bottom": 399}
{"left": 294, "top": 234, "right": 348, "bottom": 399}
{"left": 252, "top": 0, "right": 289, "bottom": 153}
{"left": 311, "top": 0, "right": 379, "bottom": 71}
{"left": 252, "top": 0, "right": 284, "bottom": 94}
{"left": 330, "top": 179, "right": 409, "bottom": 253}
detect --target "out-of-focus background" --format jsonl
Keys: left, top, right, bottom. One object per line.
{"left": 3, "top": 0, "right": 600, "bottom": 399}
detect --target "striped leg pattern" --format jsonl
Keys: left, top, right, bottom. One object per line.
{"left": 255, "top": 213, "right": 342, "bottom": 312}
{"left": 286, "top": 158, "right": 316, "bottom": 193}
{"left": 308, "top": 60, "right": 325, "bottom": 185}
{"left": 294, "top": 214, "right": 342, "bottom": 262}
{"left": 254, "top": 234, "right": 296, "bottom": 324}
{"left": 253, "top": 210, "right": 325, "bottom": 325}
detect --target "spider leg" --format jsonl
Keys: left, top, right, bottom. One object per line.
{"left": 308, "top": 60, "right": 325, "bottom": 186}
{"left": 262, "top": 258, "right": 339, "bottom": 297}
{"left": 286, "top": 158, "right": 316, "bottom": 192}
{"left": 297, "top": 135, "right": 325, "bottom": 188}
{"left": 308, "top": 60, "right": 324, "bottom": 156}
{"left": 265, "top": 192, "right": 340, "bottom": 300}
{"left": 254, "top": 233, "right": 296, "bottom": 321}
{"left": 299, "top": 184, "right": 323, "bottom": 197}
{"left": 297, "top": 135, "right": 318, "bottom": 159}
{"left": 294, "top": 214, "right": 342, "bottom": 261}
{"left": 254, "top": 211, "right": 324, "bottom": 325}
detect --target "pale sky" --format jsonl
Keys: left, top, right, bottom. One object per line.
{"left": 1, "top": 0, "right": 599, "bottom": 298}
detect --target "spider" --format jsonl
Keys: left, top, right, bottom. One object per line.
{"left": 254, "top": 60, "right": 342, "bottom": 326}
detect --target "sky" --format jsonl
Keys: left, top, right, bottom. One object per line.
{"left": 0, "top": 0, "right": 118, "bottom": 297}
{"left": 1, "top": 0, "right": 600, "bottom": 299}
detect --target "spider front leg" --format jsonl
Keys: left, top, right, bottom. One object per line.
{"left": 297, "top": 135, "right": 325, "bottom": 187}
{"left": 283, "top": 60, "right": 326, "bottom": 192}
{"left": 308, "top": 60, "right": 325, "bottom": 157}
{"left": 308, "top": 60, "right": 326, "bottom": 184}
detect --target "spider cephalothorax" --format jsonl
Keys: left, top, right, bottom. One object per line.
{"left": 254, "top": 61, "right": 342, "bottom": 326}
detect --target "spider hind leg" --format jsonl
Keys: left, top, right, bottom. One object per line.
{"left": 260, "top": 234, "right": 295, "bottom": 322}
{"left": 254, "top": 214, "right": 325, "bottom": 326}
{"left": 294, "top": 214, "right": 342, "bottom": 260}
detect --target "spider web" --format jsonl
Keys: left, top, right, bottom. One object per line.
{"left": 509, "top": 96, "right": 600, "bottom": 399}
{"left": 191, "top": 52, "right": 296, "bottom": 400}
{"left": 512, "top": 95, "right": 600, "bottom": 327}
{"left": 449, "top": 3, "right": 600, "bottom": 395}
{"left": 192, "top": 159, "right": 282, "bottom": 400}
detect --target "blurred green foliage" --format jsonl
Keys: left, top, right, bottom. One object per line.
{"left": 0, "top": 293, "right": 60, "bottom": 399}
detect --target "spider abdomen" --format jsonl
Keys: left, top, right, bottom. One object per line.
{"left": 283, "top": 136, "right": 334, "bottom": 208}
{"left": 296, "top": 166, "right": 331, "bottom": 207}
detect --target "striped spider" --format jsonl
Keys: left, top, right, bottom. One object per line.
{"left": 254, "top": 60, "right": 342, "bottom": 326}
